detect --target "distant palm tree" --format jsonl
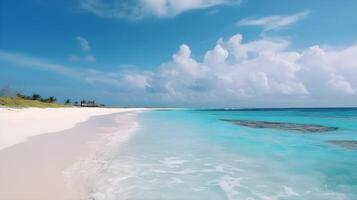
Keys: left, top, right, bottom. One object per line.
{"left": 48, "top": 96, "right": 56, "bottom": 103}
{"left": 32, "top": 94, "right": 41, "bottom": 101}
{"left": 65, "top": 99, "right": 71, "bottom": 104}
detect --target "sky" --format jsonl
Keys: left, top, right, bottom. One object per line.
{"left": 1, "top": 0, "right": 357, "bottom": 107}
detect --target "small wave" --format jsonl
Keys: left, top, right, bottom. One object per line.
{"left": 159, "top": 157, "right": 189, "bottom": 167}
{"left": 218, "top": 175, "right": 242, "bottom": 200}
{"left": 150, "top": 168, "right": 218, "bottom": 175}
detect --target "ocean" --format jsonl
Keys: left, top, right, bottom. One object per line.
{"left": 89, "top": 108, "right": 357, "bottom": 200}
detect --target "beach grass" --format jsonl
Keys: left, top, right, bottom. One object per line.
{"left": 0, "top": 97, "right": 69, "bottom": 108}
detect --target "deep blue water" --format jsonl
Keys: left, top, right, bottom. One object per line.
{"left": 90, "top": 108, "right": 357, "bottom": 200}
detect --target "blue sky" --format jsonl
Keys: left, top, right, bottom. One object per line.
{"left": 1, "top": 0, "right": 357, "bottom": 107}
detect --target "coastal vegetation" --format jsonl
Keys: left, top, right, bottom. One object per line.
{"left": 15, "top": 93, "right": 57, "bottom": 103}
{"left": 0, "top": 91, "right": 68, "bottom": 108}
{"left": 0, "top": 96, "right": 67, "bottom": 108}
{"left": 0, "top": 89, "right": 105, "bottom": 108}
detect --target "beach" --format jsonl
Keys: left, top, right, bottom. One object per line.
{"left": 1, "top": 108, "right": 357, "bottom": 200}
{"left": 0, "top": 107, "right": 146, "bottom": 200}
{"left": 2, "top": 0, "right": 356, "bottom": 199}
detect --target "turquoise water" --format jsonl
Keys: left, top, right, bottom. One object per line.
{"left": 90, "top": 108, "right": 357, "bottom": 200}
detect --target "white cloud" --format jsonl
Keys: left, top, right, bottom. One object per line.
{"left": 76, "top": 36, "right": 91, "bottom": 52}
{"left": 70, "top": 36, "right": 96, "bottom": 63}
{"left": 238, "top": 10, "right": 310, "bottom": 31}
{"left": 204, "top": 43, "right": 229, "bottom": 66}
{"left": 2, "top": 33, "right": 357, "bottom": 107}
{"left": 328, "top": 75, "right": 355, "bottom": 94}
{"left": 0, "top": 51, "right": 116, "bottom": 85}
{"left": 126, "top": 33, "right": 357, "bottom": 106}
{"left": 79, "top": 0, "right": 239, "bottom": 19}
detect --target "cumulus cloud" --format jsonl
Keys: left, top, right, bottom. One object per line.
{"left": 123, "top": 33, "right": 357, "bottom": 106}
{"left": 79, "top": 0, "right": 239, "bottom": 19}
{"left": 238, "top": 10, "right": 310, "bottom": 31}
{"left": 1, "top": 33, "right": 357, "bottom": 107}
{"left": 140, "top": 34, "right": 309, "bottom": 105}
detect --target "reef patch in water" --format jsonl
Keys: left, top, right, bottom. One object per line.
{"left": 222, "top": 119, "right": 338, "bottom": 133}
{"left": 328, "top": 140, "right": 357, "bottom": 149}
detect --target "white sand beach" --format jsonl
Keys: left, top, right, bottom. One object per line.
{"left": 0, "top": 107, "right": 147, "bottom": 200}
{"left": 0, "top": 107, "right": 145, "bottom": 150}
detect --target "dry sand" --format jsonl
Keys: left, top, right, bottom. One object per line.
{"left": 0, "top": 107, "right": 143, "bottom": 150}
{"left": 0, "top": 107, "right": 146, "bottom": 199}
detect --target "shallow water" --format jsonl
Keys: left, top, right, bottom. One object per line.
{"left": 89, "top": 108, "right": 357, "bottom": 200}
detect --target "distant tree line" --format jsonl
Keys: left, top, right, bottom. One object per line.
{"left": 16, "top": 93, "right": 57, "bottom": 103}
{"left": 65, "top": 99, "right": 105, "bottom": 107}
{"left": 75, "top": 100, "right": 104, "bottom": 107}
{"left": 7, "top": 90, "right": 106, "bottom": 107}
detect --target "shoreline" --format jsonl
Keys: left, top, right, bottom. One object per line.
{"left": 0, "top": 107, "right": 147, "bottom": 200}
